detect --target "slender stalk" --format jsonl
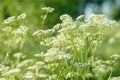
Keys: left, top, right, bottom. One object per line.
{"left": 41, "top": 12, "right": 48, "bottom": 28}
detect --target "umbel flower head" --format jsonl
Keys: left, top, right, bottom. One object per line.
{"left": 60, "top": 14, "right": 73, "bottom": 22}
{"left": 17, "top": 13, "right": 26, "bottom": 20}
{"left": 3, "top": 16, "right": 15, "bottom": 24}
{"left": 6, "top": 68, "right": 21, "bottom": 75}
{"left": 41, "top": 7, "right": 54, "bottom": 13}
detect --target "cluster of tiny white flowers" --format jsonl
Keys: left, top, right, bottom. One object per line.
{"left": 57, "top": 53, "right": 73, "bottom": 60}
{"left": 23, "top": 71, "right": 35, "bottom": 79}
{"left": 76, "top": 15, "right": 84, "bottom": 21}
{"left": 33, "top": 29, "right": 54, "bottom": 37}
{"left": 3, "top": 16, "right": 15, "bottom": 24}
{"left": 48, "top": 74, "right": 57, "bottom": 80}
{"left": 60, "top": 14, "right": 73, "bottom": 22}
{"left": 13, "top": 52, "right": 24, "bottom": 58}
{"left": 12, "top": 26, "right": 28, "bottom": 35}
{"left": 2, "top": 26, "right": 12, "bottom": 32}
{"left": 37, "top": 73, "right": 50, "bottom": 78}
{"left": 0, "top": 12, "right": 119, "bottom": 80}
{"left": 16, "top": 59, "right": 34, "bottom": 67}
{"left": 66, "top": 71, "right": 77, "bottom": 79}
{"left": 110, "top": 54, "right": 120, "bottom": 60}
{"left": 6, "top": 68, "right": 21, "bottom": 75}
{"left": 41, "top": 7, "right": 54, "bottom": 13}
{"left": 3, "top": 13, "right": 27, "bottom": 24}
{"left": 43, "top": 48, "right": 65, "bottom": 62}
{"left": 34, "top": 52, "right": 44, "bottom": 58}
{"left": 17, "top": 13, "right": 26, "bottom": 20}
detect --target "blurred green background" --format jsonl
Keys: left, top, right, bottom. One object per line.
{"left": 0, "top": 0, "right": 120, "bottom": 77}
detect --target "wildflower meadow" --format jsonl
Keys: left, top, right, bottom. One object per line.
{"left": 0, "top": 7, "right": 120, "bottom": 80}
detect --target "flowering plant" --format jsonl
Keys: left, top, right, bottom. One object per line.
{"left": 0, "top": 7, "right": 119, "bottom": 80}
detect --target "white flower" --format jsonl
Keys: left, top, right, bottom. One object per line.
{"left": 86, "top": 33, "right": 91, "bottom": 36}
{"left": 37, "top": 74, "right": 50, "bottom": 78}
{"left": 57, "top": 54, "right": 73, "bottom": 60}
{"left": 84, "top": 73, "right": 93, "bottom": 78}
{"left": 44, "top": 48, "right": 61, "bottom": 57}
{"left": 27, "top": 61, "right": 45, "bottom": 70}
{"left": 35, "top": 61, "right": 45, "bottom": 66}
{"left": 23, "top": 72, "right": 34, "bottom": 79}
{"left": 32, "top": 30, "right": 45, "bottom": 36}
{"left": 34, "top": 52, "right": 44, "bottom": 58}
{"left": 60, "top": 14, "right": 73, "bottom": 22}
{"left": 20, "top": 25, "right": 28, "bottom": 32}
{"left": 76, "top": 15, "right": 84, "bottom": 21}
{"left": 66, "top": 71, "right": 77, "bottom": 79}
{"left": 6, "top": 68, "right": 21, "bottom": 75}
{"left": 2, "top": 26, "right": 12, "bottom": 32}
{"left": 92, "top": 40, "right": 98, "bottom": 44}
{"left": 53, "top": 23, "right": 61, "bottom": 30}
{"left": 73, "top": 37, "right": 85, "bottom": 46}
{"left": 12, "top": 26, "right": 28, "bottom": 35}
{"left": 13, "top": 52, "right": 24, "bottom": 58}
{"left": 27, "top": 65, "right": 37, "bottom": 70}
{"left": 3, "top": 16, "right": 15, "bottom": 24}
{"left": 89, "top": 14, "right": 105, "bottom": 21}
{"left": 17, "top": 59, "right": 34, "bottom": 67}
{"left": 92, "top": 65, "right": 108, "bottom": 77}
{"left": 41, "top": 7, "right": 54, "bottom": 13}
{"left": 0, "top": 65, "right": 10, "bottom": 73}
{"left": 48, "top": 74, "right": 57, "bottom": 79}
{"left": 17, "top": 13, "right": 26, "bottom": 20}
{"left": 46, "top": 63, "right": 59, "bottom": 70}
{"left": 110, "top": 54, "right": 120, "bottom": 60}
{"left": 74, "top": 62, "right": 86, "bottom": 68}
{"left": 44, "top": 48, "right": 65, "bottom": 62}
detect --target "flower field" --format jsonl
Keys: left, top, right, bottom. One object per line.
{"left": 0, "top": 7, "right": 120, "bottom": 80}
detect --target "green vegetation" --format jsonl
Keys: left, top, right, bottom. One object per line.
{"left": 0, "top": 0, "right": 79, "bottom": 29}
{"left": 0, "top": 7, "right": 120, "bottom": 80}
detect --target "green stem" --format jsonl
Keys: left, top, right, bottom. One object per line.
{"left": 85, "top": 42, "right": 92, "bottom": 62}
{"left": 83, "top": 76, "right": 86, "bottom": 80}
{"left": 108, "top": 71, "right": 112, "bottom": 80}
{"left": 42, "top": 12, "right": 48, "bottom": 28}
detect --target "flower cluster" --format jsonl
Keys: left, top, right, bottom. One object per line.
{"left": 41, "top": 7, "right": 54, "bottom": 13}
{"left": 0, "top": 11, "right": 119, "bottom": 80}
